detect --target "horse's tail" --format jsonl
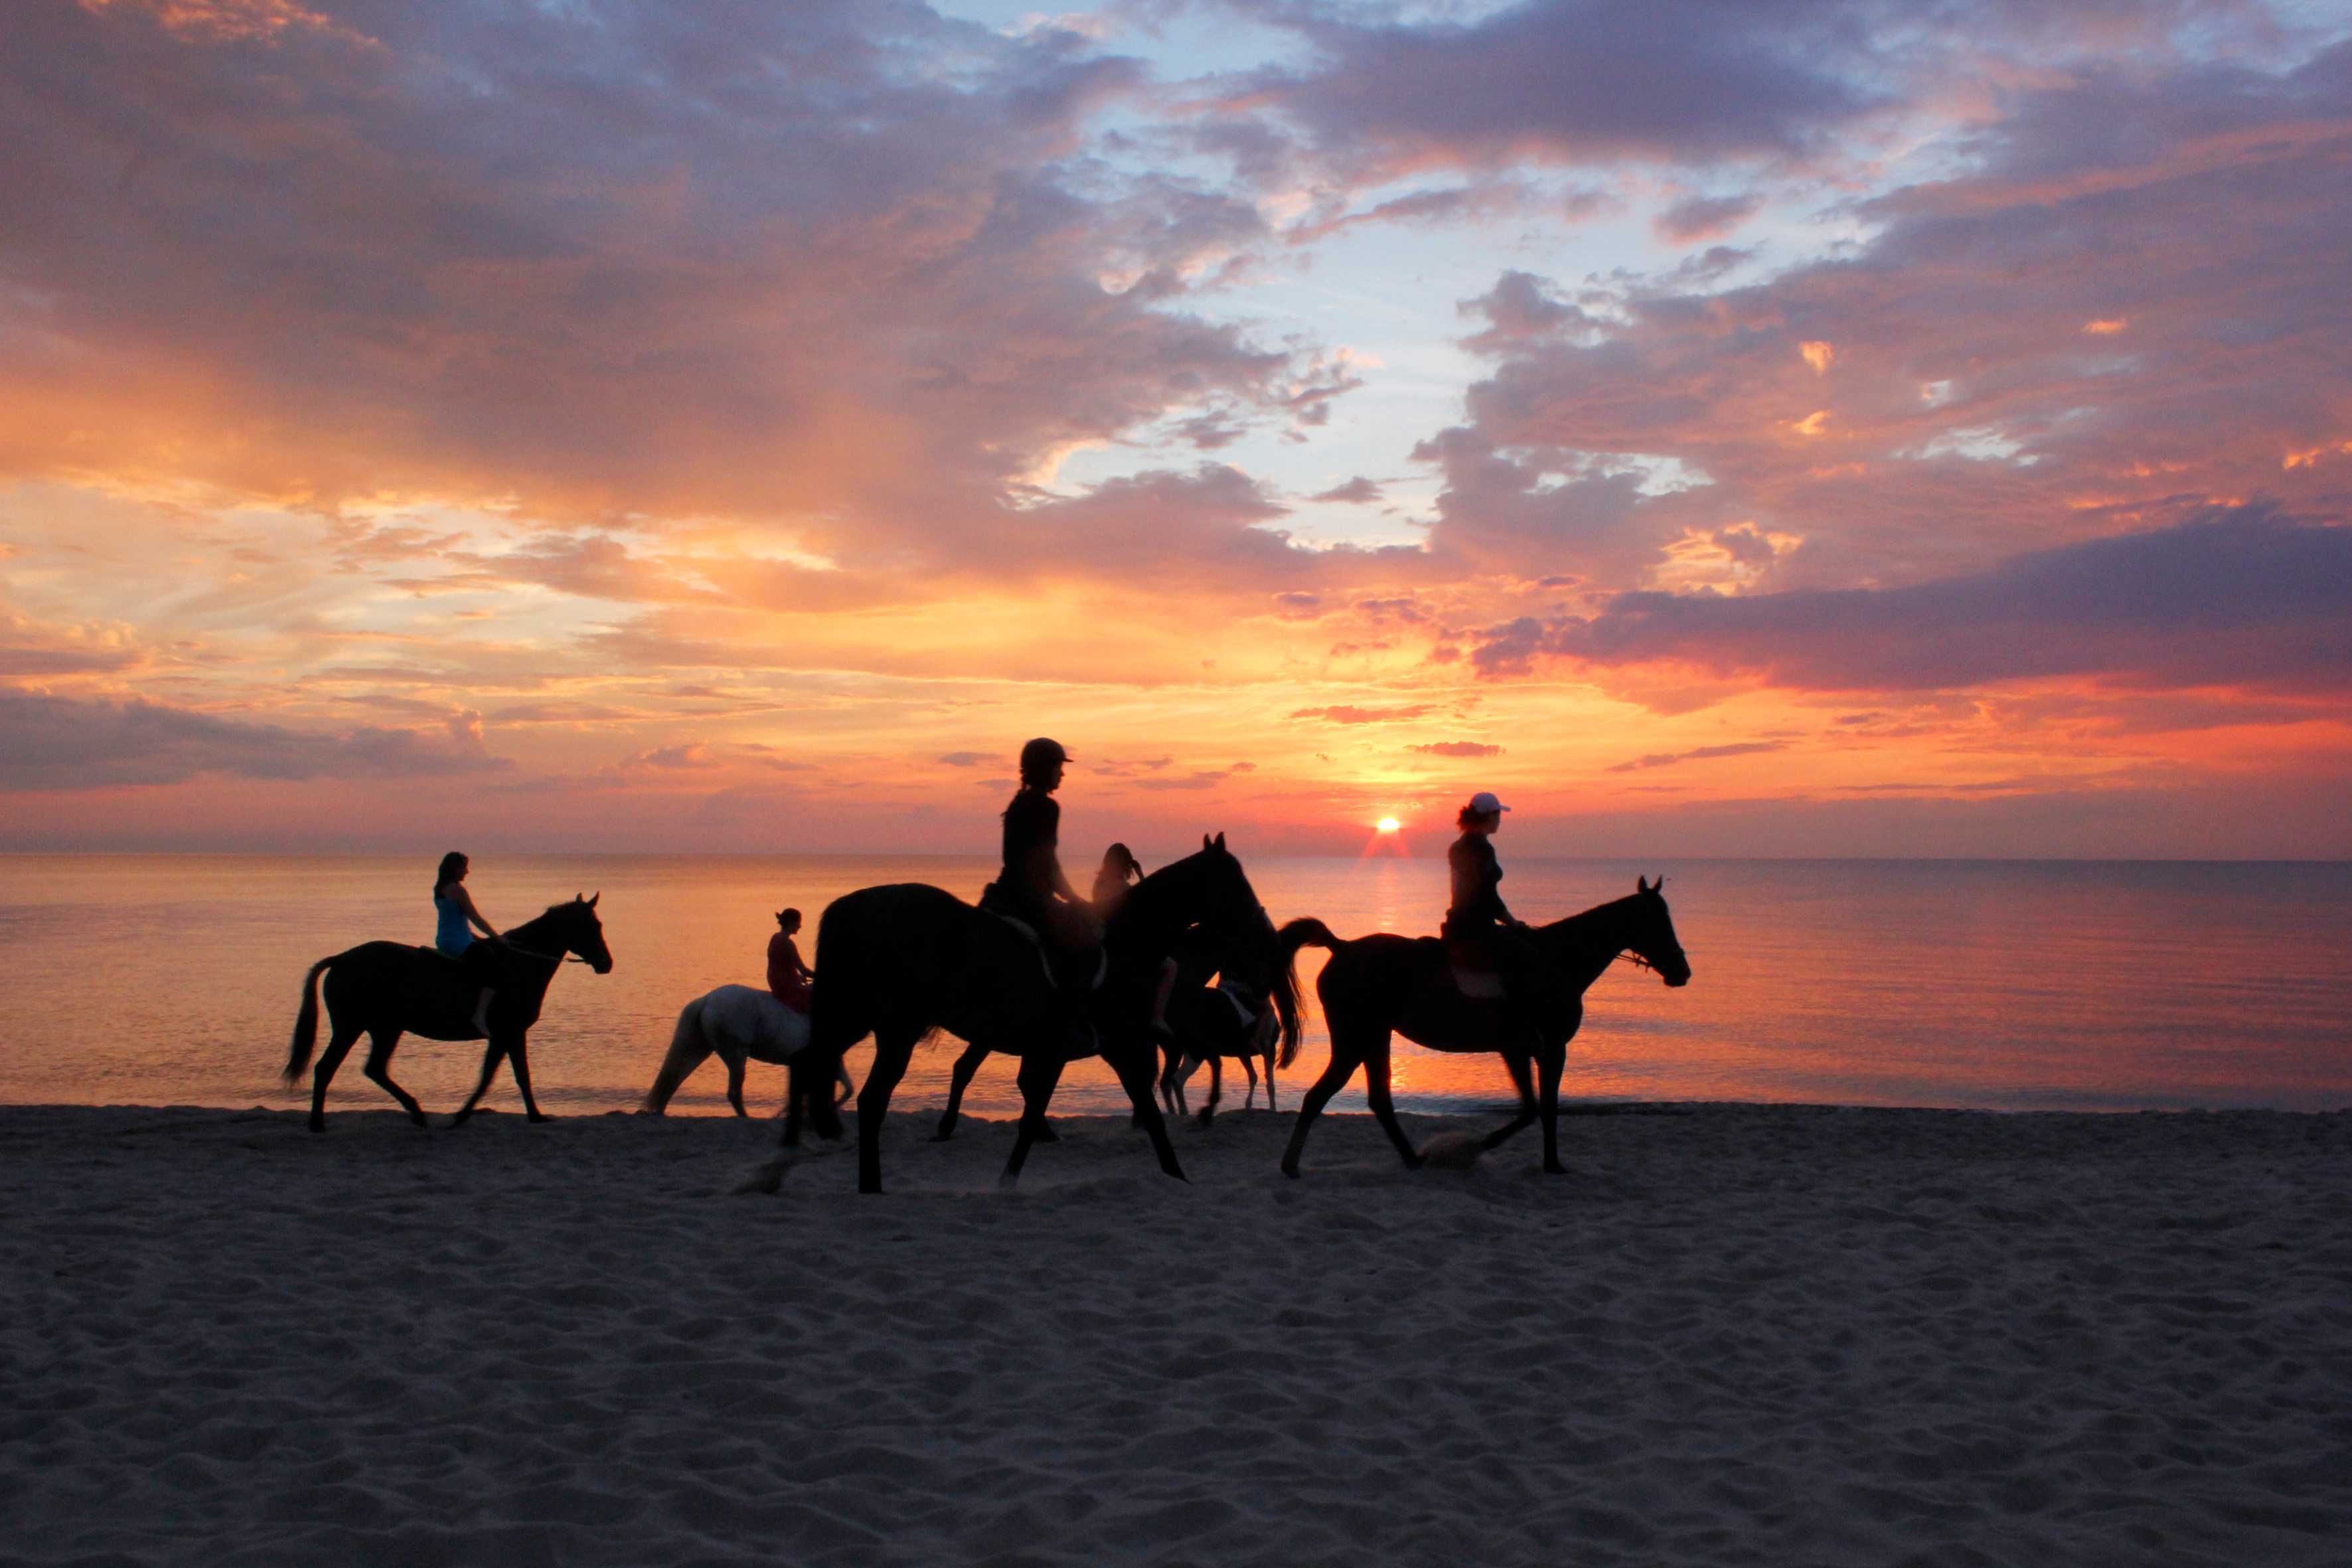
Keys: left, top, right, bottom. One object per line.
{"left": 641, "top": 995, "right": 712, "bottom": 1115}
{"left": 1269, "top": 917, "right": 1342, "bottom": 1069}
{"left": 283, "top": 955, "right": 336, "bottom": 1086}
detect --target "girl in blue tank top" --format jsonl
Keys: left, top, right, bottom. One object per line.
{"left": 433, "top": 851, "right": 501, "bottom": 1034}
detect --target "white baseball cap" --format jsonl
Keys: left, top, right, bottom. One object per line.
{"left": 1468, "top": 790, "right": 1510, "bottom": 815}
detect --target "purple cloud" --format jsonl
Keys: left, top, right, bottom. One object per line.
{"left": 0, "top": 692, "right": 506, "bottom": 791}
{"left": 1654, "top": 194, "right": 1759, "bottom": 243}
{"left": 1467, "top": 509, "right": 2352, "bottom": 698}
{"left": 1218, "top": 0, "right": 1888, "bottom": 178}
{"left": 1607, "top": 740, "right": 1788, "bottom": 772}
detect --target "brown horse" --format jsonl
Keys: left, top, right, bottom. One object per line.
{"left": 1279, "top": 878, "right": 1689, "bottom": 1177}
{"left": 283, "top": 894, "right": 614, "bottom": 1131}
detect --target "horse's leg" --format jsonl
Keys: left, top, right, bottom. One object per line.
{"left": 722, "top": 1045, "right": 749, "bottom": 1119}
{"left": 1002, "top": 1050, "right": 1066, "bottom": 1188}
{"left": 857, "top": 1030, "right": 917, "bottom": 1195}
{"left": 360, "top": 1028, "right": 427, "bottom": 1128}
{"left": 1158, "top": 1044, "right": 1180, "bottom": 1115}
{"left": 1535, "top": 1038, "right": 1567, "bottom": 1174}
{"left": 641, "top": 1000, "right": 712, "bottom": 1115}
{"left": 1239, "top": 1052, "right": 1259, "bottom": 1111}
{"left": 449, "top": 1038, "right": 508, "bottom": 1127}
{"left": 307, "top": 1020, "right": 364, "bottom": 1133}
{"left": 935, "top": 1042, "right": 988, "bottom": 1142}
{"left": 1279, "top": 1036, "right": 1363, "bottom": 1178}
{"left": 1168, "top": 1054, "right": 1197, "bottom": 1118}
{"left": 1198, "top": 1056, "right": 1222, "bottom": 1127}
{"left": 507, "top": 1034, "right": 550, "bottom": 1122}
{"left": 781, "top": 1063, "right": 804, "bottom": 1146}
{"left": 1108, "top": 1042, "right": 1185, "bottom": 1180}
{"left": 1364, "top": 1039, "right": 1422, "bottom": 1171}
{"left": 1262, "top": 1048, "right": 1278, "bottom": 1114}
{"left": 1480, "top": 1049, "right": 1539, "bottom": 1152}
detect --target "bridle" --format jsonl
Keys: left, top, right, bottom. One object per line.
{"left": 497, "top": 929, "right": 598, "bottom": 966}
{"left": 1617, "top": 942, "right": 1686, "bottom": 975}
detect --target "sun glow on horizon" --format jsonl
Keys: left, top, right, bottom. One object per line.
{"left": 1376, "top": 817, "right": 1401, "bottom": 833}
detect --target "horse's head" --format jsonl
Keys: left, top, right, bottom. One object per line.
{"left": 1628, "top": 876, "right": 1689, "bottom": 987}
{"left": 1186, "top": 830, "right": 1259, "bottom": 921}
{"left": 556, "top": 892, "right": 615, "bottom": 974}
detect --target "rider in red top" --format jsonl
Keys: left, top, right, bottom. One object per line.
{"left": 767, "top": 907, "right": 813, "bottom": 1012}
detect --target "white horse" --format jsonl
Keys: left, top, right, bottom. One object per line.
{"left": 640, "top": 984, "right": 851, "bottom": 1117}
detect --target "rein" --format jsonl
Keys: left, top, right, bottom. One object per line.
{"left": 495, "top": 935, "right": 589, "bottom": 965}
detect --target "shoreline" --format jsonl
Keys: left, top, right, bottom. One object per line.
{"left": 7, "top": 1102, "right": 2348, "bottom": 1565}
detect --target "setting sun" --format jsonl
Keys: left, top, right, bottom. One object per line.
{"left": 1375, "top": 817, "right": 1401, "bottom": 833}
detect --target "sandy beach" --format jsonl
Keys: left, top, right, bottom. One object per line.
{"left": 3, "top": 1100, "right": 2347, "bottom": 1566}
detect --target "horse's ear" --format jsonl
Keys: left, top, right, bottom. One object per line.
{"left": 1214, "top": 831, "right": 1225, "bottom": 850}
{"left": 588, "top": 892, "right": 599, "bottom": 909}
{"left": 1637, "top": 875, "right": 1652, "bottom": 894}
{"left": 1203, "top": 833, "right": 1213, "bottom": 850}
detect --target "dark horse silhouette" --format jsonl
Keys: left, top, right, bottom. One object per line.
{"left": 1278, "top": 878, "right": 1690, "bottom": 1177}
{"left": 761, "top": 836, "right": 1286, "bottom": 1194}
{"left": 283, "top": 894, "right": 615, "bottom": 1131}
{"left": 935, "top": 915, "right": 1305, "bottom": 1140}
{"left": 1156, "top": 919, "right": 1316, "bottom": 1123}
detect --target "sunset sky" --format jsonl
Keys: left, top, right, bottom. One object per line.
{"left": 3, "top": 0, "right": 2347, "bottom": 856}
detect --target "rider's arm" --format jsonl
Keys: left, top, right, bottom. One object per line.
{"left": 455, "top": 884, "right": 499, "bottom": 940}
{"left": 1023, "top": 842, "right": 1081, "bottom": 905}
{"left": 1485, "top": 860, "right": 1518, "bottom": 926}
{"left": 1458, "top": 841, "right": 1514, "bottom": 926}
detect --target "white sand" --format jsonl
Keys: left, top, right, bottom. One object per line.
{"left": 3, "top": 1101, "right": 2347, "bottom": 1566}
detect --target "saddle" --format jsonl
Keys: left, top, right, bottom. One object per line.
{"left": 984, "top": 906, "right": 1107, "bottom": 994}
{"left": 1431, "top": 935, "right": 1508, "bottom": 1000}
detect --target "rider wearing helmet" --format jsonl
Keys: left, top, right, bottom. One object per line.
{"left": 983, "top": 738, "right": 1098, "bottom": 957}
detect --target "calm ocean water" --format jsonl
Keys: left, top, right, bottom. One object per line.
{"left": 1, "top": 854, "right": 2346, "bottom": 1119}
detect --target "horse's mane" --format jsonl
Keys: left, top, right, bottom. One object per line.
{"left": 1105, "top": 846, "right": 1214, "bottom": 947}
{"left": 511, "top": 897, "right": 594, "bottom": 936}
{"left": 1536, "top": 892, "right": 1646, "bottom": 953}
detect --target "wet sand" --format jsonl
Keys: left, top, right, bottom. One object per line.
{"left": 3, "top": 1101, "right": 2348, "bottom": 1565}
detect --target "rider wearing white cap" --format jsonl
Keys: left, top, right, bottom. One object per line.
{"left": 1445, "top": 789, "right": 1530, "bottom": 996}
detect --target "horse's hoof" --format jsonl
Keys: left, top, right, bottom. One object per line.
{"left": 307, "top": 1121, "right": 325, "bottom": 1135}
{"left": 1403, "top": 1151, "right": 1425, "bottom": 1170}
{"left": 1279, "top": 1159, "right": 1300, "bottom": 1179}
{"left": 1543, "top": 1161, "right": 1569, "bottom": 1176}
{"left": 931, "top": 1127, "right": 956, "bottom": 1143}
{"left": 528, "top": 1113, "right": 553, "bottom": 1125}
{"left": 1036, "top": 1127, "right": 1061, "bottom": 1144}
{"left": 998, "top": 1171, "right": 1020, "bottom": 1191}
